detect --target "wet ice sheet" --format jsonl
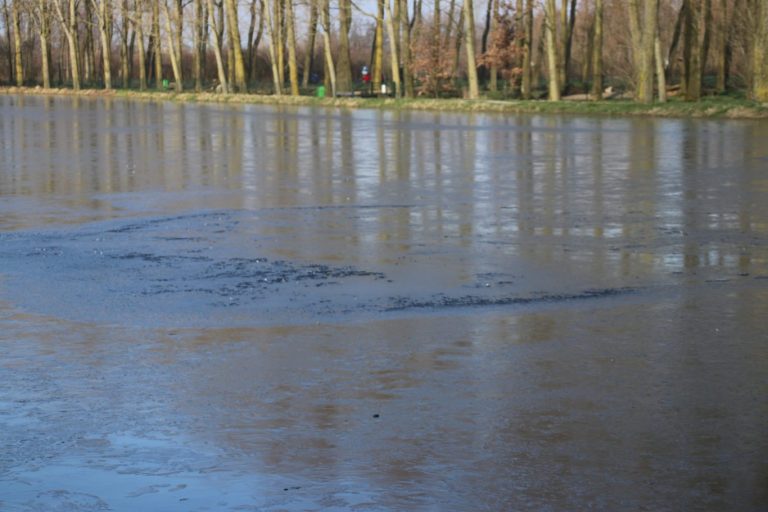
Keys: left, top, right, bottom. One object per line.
{"left": 0, "top": 208, "right": 645, "bottom": 328}
{"left": 1, "top": 297, "right": 767, "bottom": 511}
{"left": 1, "top": 96, "right": 768, "bottom": 511}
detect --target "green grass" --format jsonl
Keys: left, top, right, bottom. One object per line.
{"left": 4, "top": 85, "right": 768, "bottom": 119}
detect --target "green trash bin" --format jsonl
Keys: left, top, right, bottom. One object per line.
{"left": 163, "top": 79, "right": 169, "bottom": 90}
{"left": 317, "top": 85, "right": 326, "bottom": 98}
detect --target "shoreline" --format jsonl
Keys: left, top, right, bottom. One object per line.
{"left": 3, "top": 85, "right": 768, "bottom": 119}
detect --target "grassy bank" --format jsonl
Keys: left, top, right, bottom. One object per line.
{"left": 3, "top": 86, "right": 768, "bottom": 119}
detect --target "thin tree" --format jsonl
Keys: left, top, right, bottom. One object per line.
{"left": 301, "top": 0, "right": 319, "bottom": 87}
{"left": 384, "top": 0, "right": 401, "bottom": 96}
{"left": 521, "top": 0, "right": 533, "bottom": 98}
{"left": 224, "top": 0, "right": 247, "bottom": 91}
{"left": 319, "top": 0, "right": 336, "bottom": 94}
{"left": 544, "top": 0, "right": 560, "bottom": 100}
{"left": 751, "top": 0, "right": 768, "bottom": 100}
{"left": 264, "top": 0, "right": 283, "bottom": 94}
{"left": 161, "top": 0, "right": 182, "bottom": 91}
{"left": 400, "top": 0, "right": 414, "bottom": 96}
{"left": 193, "top": 0, "right": 204, "bottom": 90}
{"left": 53, "top": 0, "right": 81, "bottom": 89}
{"left": 206, "top": 0, "right": 228, "bottom": 92}
{"left": 119, "top": 0, "right": 130, "bottom": 88}
{"left": 90, "top": 0, "right": 114, "bottom": 89}
{"left": 285, "top": 0, "right": 299, "bottom": 94}
{"left": 152, "top": 0, "right": 162, "bottom": 89}
{"left": 337, "top": 0, "right": 353, "bottom": 91}
{"left": 370, "top": 0, "right": 384, "bottom": 92}
{"left": 11, "top": 0, "right": 22, "bottom": 86}
{"left": 29, "top": 0, "right": 53, "bottom": 88}
{"left": 714, "top": 0, "right": 730, "bottom": 93}
{"left": 246, "top": 0, "right": 265, "bottom": 84}
{"left": 463, "top": 0, "right": 479, "bottom": 98}
{"left": 591, "top": 0, "right": 603, "bottom": 99}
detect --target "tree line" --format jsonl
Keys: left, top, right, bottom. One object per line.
{"left": 1, "top": 0, "right": 767, "bottom": 102}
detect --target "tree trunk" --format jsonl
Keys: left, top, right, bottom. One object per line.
{"left": 683, "top": 0, "right": 702, "bottom": 100}
{"left": 463, "top": 0, "right": 479, "bottom": 98}
{"left": 2, "top": 1, "right": 11, "bottom": 83}
{"left": 488, "top": 0, "right": 498, "bottom": 92}
{"left": 53, "top": 0, "right": 82, "bottom": 90}
{"left": 31, "top": 0, "right": 53, "bottom": 88}
{"left": 655, "top": 33, "right": 667, "bottom": 102}
{"left": 401, "top": 0, "right": 414, "bottom": 97}
{"left": 336, "top": 0, "right": 353, "bottom": 92}
{"left": 84, "top": 1, "right": 97, "bottom": 83}
{"left": 93, "top": 0, "right": 113, "bottom": 90}
{"left": 319, "top": 0, "right": 336, "bottom": 95}
{"left": 153, "top": 0, "right": 162, "bottom": 89}
{"left": 38, "top": 3, "right": 52, "bottom": 88}
{"left": 714, "top": 0, "right": 728, "bottom": 93}
{"left": 701, "top": 0, "right": 713, "bottom": 80}
{"left": 564, "top": 0, "right": 577, "bottom": 91}
{"left": 285, "top": 0, "right": 299, "bottom": 94}
{"left": 521, "top": 0, "right": 533, "bottom": 99}
{"left": 590, "top": 0, "right": 603, "bottom": 99}
{"left": 246, "top": 0, "right": 265, "bottom": 84}
{"left": 193, "top": 0, "right": 203, "bottom": 91}
{"left": 11, "top": 0, "right": 23, "bottom": 86}
{"left": 667, "top": 2, "right": 686, "bottom": 85}
{"left": 384, "top": 0, "right": 401, "bottom": 97}
{"left": 225, "top": 0, "right": 247, "bottom": 91}
{"left": 265, "top": 0, "right": 283, "bottom": 94}
{"left": 544, "top": 0, "right": 560, "bottom": 100}
{"left": 371, "top": 0, "right": 384, "bottom": 92}
{"left": 628, "top": 0, "right": 658, "bottom": 103}
{"left": 161, "top": 0, "right": 183, "bottom": 91}
{"left": 120, "top": 0, "right": 130, "bottom": 88}
{"left": 135, "top": 4, "right": 147, "bottom": 90}
{"left": 207, "top": 0, "right": 229, "bottom": 92}
{"left": 275, "top": 0, "right": 284, "bottom": 86}
{"left": 752, "top": 0, "right": 768, "bottom": 101}
{"left": 452, "top": 8, "right": 463, "bottom": 84}
{"left": 301, "top": 0, "right": 318, "bottom": 87}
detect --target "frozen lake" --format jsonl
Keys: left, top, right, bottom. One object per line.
{"left": 1, "top": 95, "right": 767, "bottom": 510}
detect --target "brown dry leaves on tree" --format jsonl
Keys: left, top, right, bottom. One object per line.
{"left": 480, "top": 1, "right": 523, "bottom": 89}
{"left": 410, "top": 23, "right": 459, "bottom": 97}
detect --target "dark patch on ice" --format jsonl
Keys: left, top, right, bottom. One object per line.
{"left": 0, "top": 210, "right": 640, "bottom": 326}
{"left": 384, "top": 287, "right": 636, "bottom": 312}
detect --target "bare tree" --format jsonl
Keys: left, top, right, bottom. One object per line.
{"left": 591, "top": 0, "right": 603, "bottom": 99}
{"left": 544, "top": 0, "right": 560, "bottom": 100}
{"left": 521, "top": 0, "right": 533, "bottom": 98}
{"left": 90, "top": 0, "right": 113, "bottom": 89}
{"left": 206, "top": 0, "right": 228, "bottom": 92}
{"left": 751, "top": 0, "right": 768, "bottom": 100}
{"left": 11, "top": 0, "right": 23, "bottom": 85}
{"left": 384, "top": 0, "right": 401, "bottom": 96}
{"left": 319, "top": 0, "right": 336, "bottom": 94}
{"left": 337, "top": 0, "right": 353, "bottom": 91}
{"left": 161, "top": 0, "right": 183, "bottom": 90}
{"left": 628, "top": 0, "right": 659, "bottom": 103}
{"left": 301, "top": 0, "right": 318, "bottom": 87}
{"left": 53, "top": 0, "right": 82, "bottom": 89}
{"left": 463, "top": 0, "right": 479, "bottom": 98}
{"left": 224, "top": 0, "right": 246, "bottom": 91}
{"left": 28, "top": 0, "right": 53, "bottom": 88}
{"left": 285, "top": 0, "right": 299, "bottom": 94}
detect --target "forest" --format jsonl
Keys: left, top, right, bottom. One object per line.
{"left": 1, "top": 0, "right": 768, "bottom": 103}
